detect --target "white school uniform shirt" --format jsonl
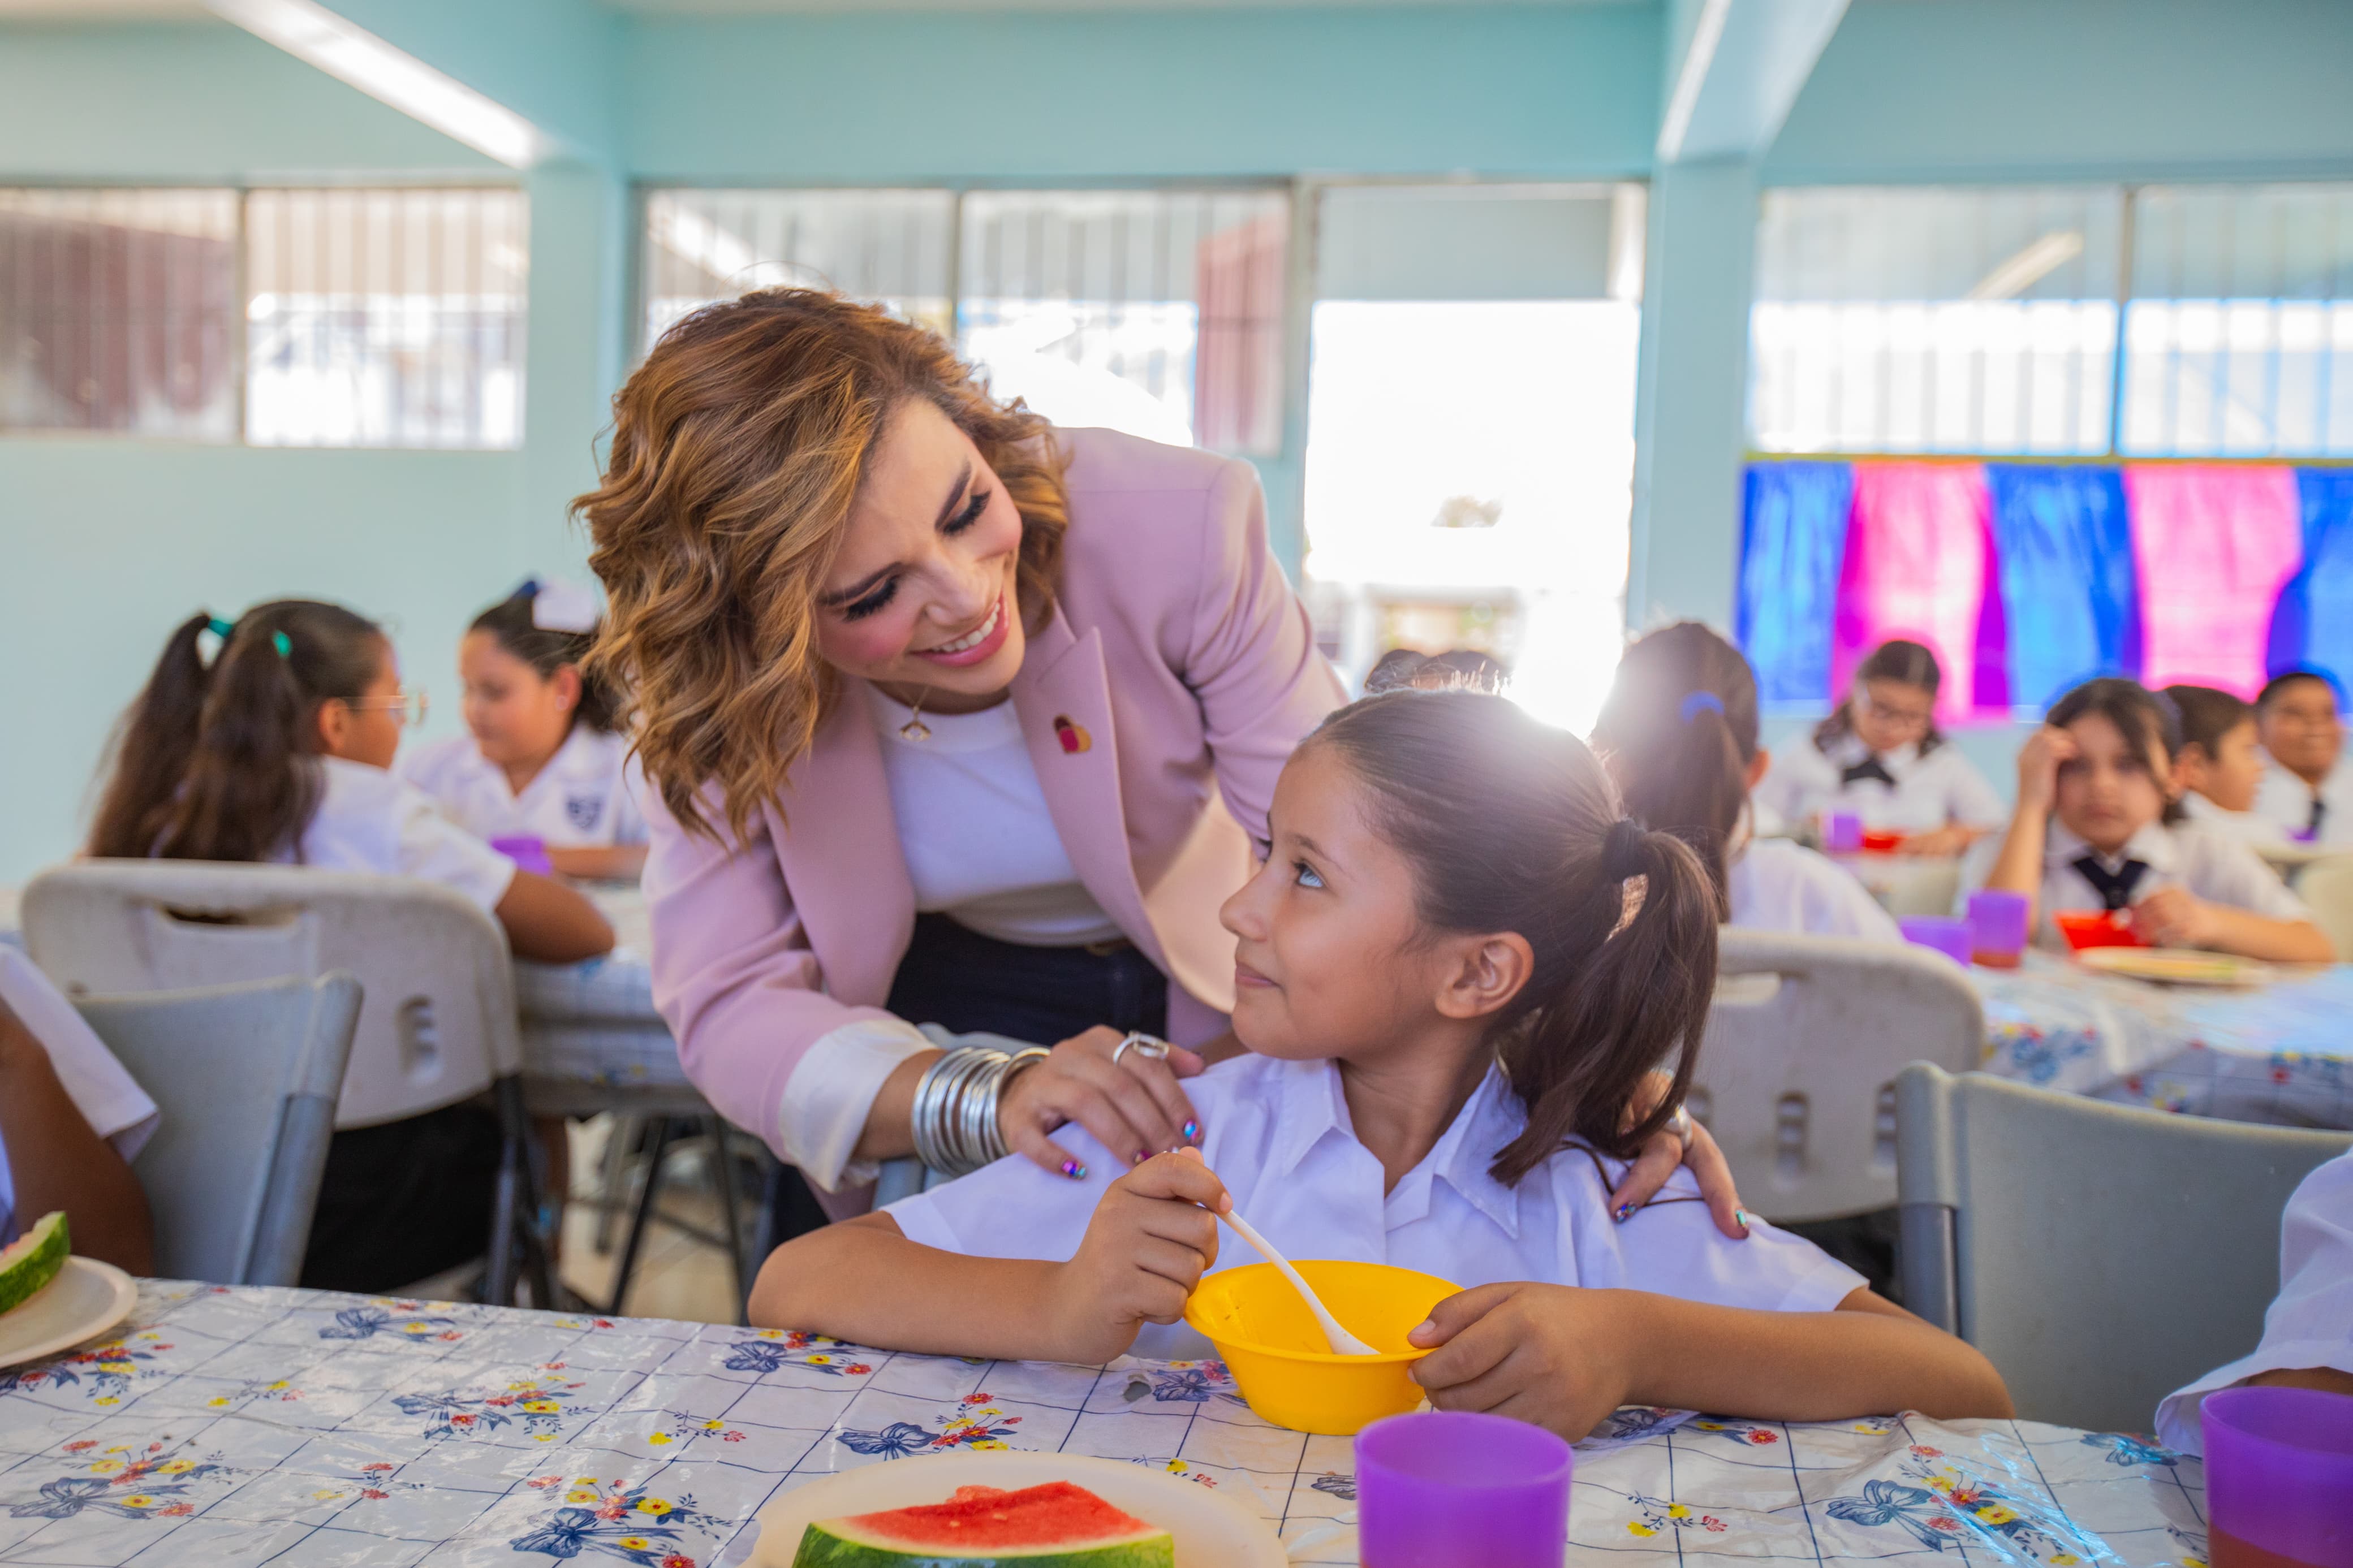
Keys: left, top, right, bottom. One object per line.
{"left": 288, "top": 757, "right": 518, "bottom": 914}
{"left": 2252, "top": 754, "right": 2353, "bottom": 846}
{"left": 1757, "top": 735, "right": 2006, "bottom": 836}
{"left": 887, "top": 1052, "right": 1865, "bottom": 1360}
{"left": 1727, "top": 838, "right": 1904, "bottom": 944}
{"left": 0, "top": 949, "right": 159, "bottom": 1246}
{"left": 2031, "top": 819, "right": 2309, "bottom": 950}
{"left": 2154, "top": 1150, "right": 2353, "bottom": 1454}
{"left": 397, "top": 727, "right": 650, "bottom": 849}
{"left": 2178, "top": 789, "right": 2291, "bottom": 849}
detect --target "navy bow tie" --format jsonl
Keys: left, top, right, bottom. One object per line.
{"left": 1841, "top": 756, "right": 1897, "bottom": 789}
{"left": 2071, "top": 855, "right": 2151, "bottom": 912}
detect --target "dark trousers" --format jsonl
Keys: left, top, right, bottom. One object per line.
{"left": 762, "top": 914, "right": 1170, "bottom": 1247}
{"left": 301, "top": 1104, "right": 503, "bottom": 1292}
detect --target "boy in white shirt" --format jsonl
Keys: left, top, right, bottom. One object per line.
{"left": 2164, "top": 684, "right": 2289, "bottom": 848}
{"left": 2252, "top": 670, "right": 2353, "bottom": 845}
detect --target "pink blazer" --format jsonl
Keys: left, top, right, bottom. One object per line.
{"left": 642, "top": 426, "right": 1348, "bottom": 1160}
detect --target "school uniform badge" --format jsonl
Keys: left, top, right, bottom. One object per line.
{"left": 564, "top": 793, "right": 604, "bottom": 832}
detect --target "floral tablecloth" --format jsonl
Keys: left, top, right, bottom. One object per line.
{"left": 1976, "top": 954, "right": 2353, "bottom": 1127}
{"left": 0, "top": 1281, "right": 2208, "bottom": 1567}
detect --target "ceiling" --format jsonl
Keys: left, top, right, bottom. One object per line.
{"left": 0, "top": 0, "right": 1635, "bottom": 17}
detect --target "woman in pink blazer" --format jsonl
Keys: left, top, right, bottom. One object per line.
{"left": 580, "top": 290, "right": 1740, "bottom": 1227}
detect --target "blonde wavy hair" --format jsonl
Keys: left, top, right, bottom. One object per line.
{"left": 575, "top": 289, "right": 1069, "bottom": 840}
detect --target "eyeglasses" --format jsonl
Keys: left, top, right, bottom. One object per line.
{"left": 352, "top": 689, "right": 430, "bottom": 726}
{"left": 1858, "top": 693, "right": 1934, "bottom": 732}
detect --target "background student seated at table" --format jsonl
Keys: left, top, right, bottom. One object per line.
{"left": 1981, "top": 678, "right": 2330, "bottom": 962}
{"left": 0, "top": 949, "right": 153, "bottom": 1274}
{"left": 1755, "top": 640, "right": 2004, "bottom": 857}
{"left": 398, "top": 579, "right": 649, "bottom": 883}
{"left": 2164, "top": 684, "right": 2287, "bottom": 847}
{"left": 752, "top": 681, "right": 2011, "bottom": 1439}
{"left": 2153, "top": 1148, "right": 2352, "bottom": 1453}
{"left": 85, "top": 600, "right": 614, "bottom": 1293}
{"left": 2252, "top": 669, "right": 2353, "bottom": 846}
{"left": 1590, "top": 623, "right": 1901, "bottom": 944}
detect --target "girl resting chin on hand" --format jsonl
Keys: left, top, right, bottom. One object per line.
{"left": 749, "top": 670, "right": 2012, "bottom": 1440}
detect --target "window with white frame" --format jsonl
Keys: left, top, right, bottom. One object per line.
{"left": 635, "top": 185, "right": 1291, "bottom": 456}
{"left": 2123, "top": 183, "right": 2353, "bottom": 457}
{"left": 0, "top": 188, "right": 240, "bottom": 439}
{"left": 0, "top": 185, "right": 525, "bottom": 448}
{"left": 1750, "top": 185, "right": 2124, "bottom": 456}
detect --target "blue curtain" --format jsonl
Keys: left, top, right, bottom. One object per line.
{"left": 1985, "top": 464, "right": 2140, "bottom": 712}
{"left": 1737, "top": 462, "right": 1851, "bottom": 709}
{"left": 2268, "top": 469, "right": 2353, "bottom": 690}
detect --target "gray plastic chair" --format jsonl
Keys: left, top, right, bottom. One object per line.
{"left": 25, "top": 860, "right": 555, "bottom": 1303}
{"left": 74, "top": 974, "right": 361, "bottom": 1288}
{"left": 2289, "top": 852, "right": 2353, "bottom": 961}
{"left": 1897, "top": 1062, "right": 2352, "bottom": 1433}
{"left": 1694, "top": 930, "right": 1984, "bottom": 1223}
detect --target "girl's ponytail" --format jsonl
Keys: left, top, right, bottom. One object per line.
{"left": 1590, "top": 623, "right": 1762, "bottom": 916}
{"left": 89, "top": 600, "right": 387, "bottom": 864}
{"left": 88, "top": 612, "right": 217, "bottom": 859}
{"left": 1305, "top": 685, "right": 1720, "bottom": 1189}
{"left": 1491, "top": 818, "right": 1717, "bottom": 1182}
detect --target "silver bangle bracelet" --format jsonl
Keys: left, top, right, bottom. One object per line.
{"left": 910, "top": 1044, "right": 1053, "bottom": 1177}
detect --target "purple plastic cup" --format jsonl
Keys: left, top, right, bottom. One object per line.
{"left": 1824, "top": 811, "right": 1865, "bottom": 853}
{"left": 1899, "top": 914, "right": 1973, "bottom": 966}
{"left": 2203, "top": 1385, "right": 2353, "bottom": 1568}
{"left": 1967, "top": 889, "right": 2032, "bottom": 968}
{"left": 490, "top": 835, "right": 554, "bottom": 877}
{"left": 1355, "top": 1411, "right": 1571, "bottom": 1568}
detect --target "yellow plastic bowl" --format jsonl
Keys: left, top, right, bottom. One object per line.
{"left": 1183, "top": 1260, "right": 1459, "bottom": 1436}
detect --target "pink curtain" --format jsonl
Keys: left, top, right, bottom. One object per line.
{"left": 2126, "top": 465, "right": 2304, "bottom": 697}
{"left": 1835, "top": 463, "right": 1998, "bottom": 722}
{"left": 1192, "top": 215, "right": 1287, "bottom": 456}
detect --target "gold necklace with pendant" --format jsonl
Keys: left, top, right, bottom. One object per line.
{"left": 897, "top": 686, "right": 931, "bottom": 742}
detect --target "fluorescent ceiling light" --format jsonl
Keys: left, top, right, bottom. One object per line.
{"left": 1967, "top": 231, "right": 2086, "bottom": 301}
{"left": 1655, "top": 0, "right": 1733, "bottom": 162}
{"left": 205, "top": 0, "right": 548, "bottom": 168}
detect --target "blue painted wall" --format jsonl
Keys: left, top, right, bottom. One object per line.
{"left": 8, "top": 1, "right": 2353, "bottom": 875}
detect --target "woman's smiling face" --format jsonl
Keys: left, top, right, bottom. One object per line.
{"left": 1217, "top": 744, "right": 1461, "bottom": 1061}
{"left": 812, "top": 396, "right": 1028, "bottom": 700}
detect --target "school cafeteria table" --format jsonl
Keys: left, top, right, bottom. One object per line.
{"left": 1975, "top": 953, "right": 2353, "bottom": 1128}
{"left": 0, "top": 1280, "right": 2209, "bottom": 1568}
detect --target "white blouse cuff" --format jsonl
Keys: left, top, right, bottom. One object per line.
{"left": 778, "top": 1017, "right": 936, "bottom": 1192}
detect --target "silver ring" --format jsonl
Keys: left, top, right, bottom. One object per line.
{"left": 1665, "top": 1105, "right": 1695, "bottom": 1142}
{"left": 1111, "top": 1031, "right": 1171, "bottom": 1066}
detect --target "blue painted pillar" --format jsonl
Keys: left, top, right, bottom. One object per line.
{"left": 1627, "top": 156, "right": 1759, "bottom": 632}
{"left": 519, "top": 158, "right": 630, "bottom": 581}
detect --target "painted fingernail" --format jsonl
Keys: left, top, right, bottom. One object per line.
{"left": 1183, "top": 1121, "right": 1199, "bottom": 1141}
{"left": 1061, "top": 1160, "right": 1087, "bottom": 1180}
{"left": 1613, "top": 1202, "right": 1636, "bottom": 1223}
{"left": 1734, "top": 1208, "right": 1751, "bottom": 1236}
{"left": 1131, "top": 1151, "right": 1147, "bottom": 1166}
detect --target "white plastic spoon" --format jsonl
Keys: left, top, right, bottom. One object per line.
{"left": 1218, "top": 1207, "right": 1380, "bottom": 1356}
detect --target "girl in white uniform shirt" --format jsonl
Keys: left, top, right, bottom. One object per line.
{"left": 751, "top": 685, "right": 2010, "bottom": 1437}
{"left": 398, "top": 581, "right": 649, "bottom": 882}
{"left": 1755, "top": 640, "right": 2004, "bottom": 856}
{"left": 0, "top": 950, "right": 153, "bottom": 1272}
{"left": 1981, "top": 678, "right": 2330, "bottom": 961}
{"left": 1591, "top": 623, "right": 1901, "bottom": 944}
{"left": 88, "top": 600, "right": 614, "bottom": 1290}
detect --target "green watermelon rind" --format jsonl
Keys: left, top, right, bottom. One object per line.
{"left": 0, "top": 1211, "right": 70, "bottom": 1316}
{"left": 790, "top": 1524, "right": 1174, "bottom": 1568}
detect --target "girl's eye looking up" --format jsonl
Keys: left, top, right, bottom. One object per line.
{"left": 1292, "top": 859, "right": 1324, "bottom": 889}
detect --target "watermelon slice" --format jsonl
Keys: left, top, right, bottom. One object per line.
{"left": 0, "top": 1211, "right": 70, "bottom": 1316}
{"left": 791, "top": 1480, "right": 1174, "bottom": 1567}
